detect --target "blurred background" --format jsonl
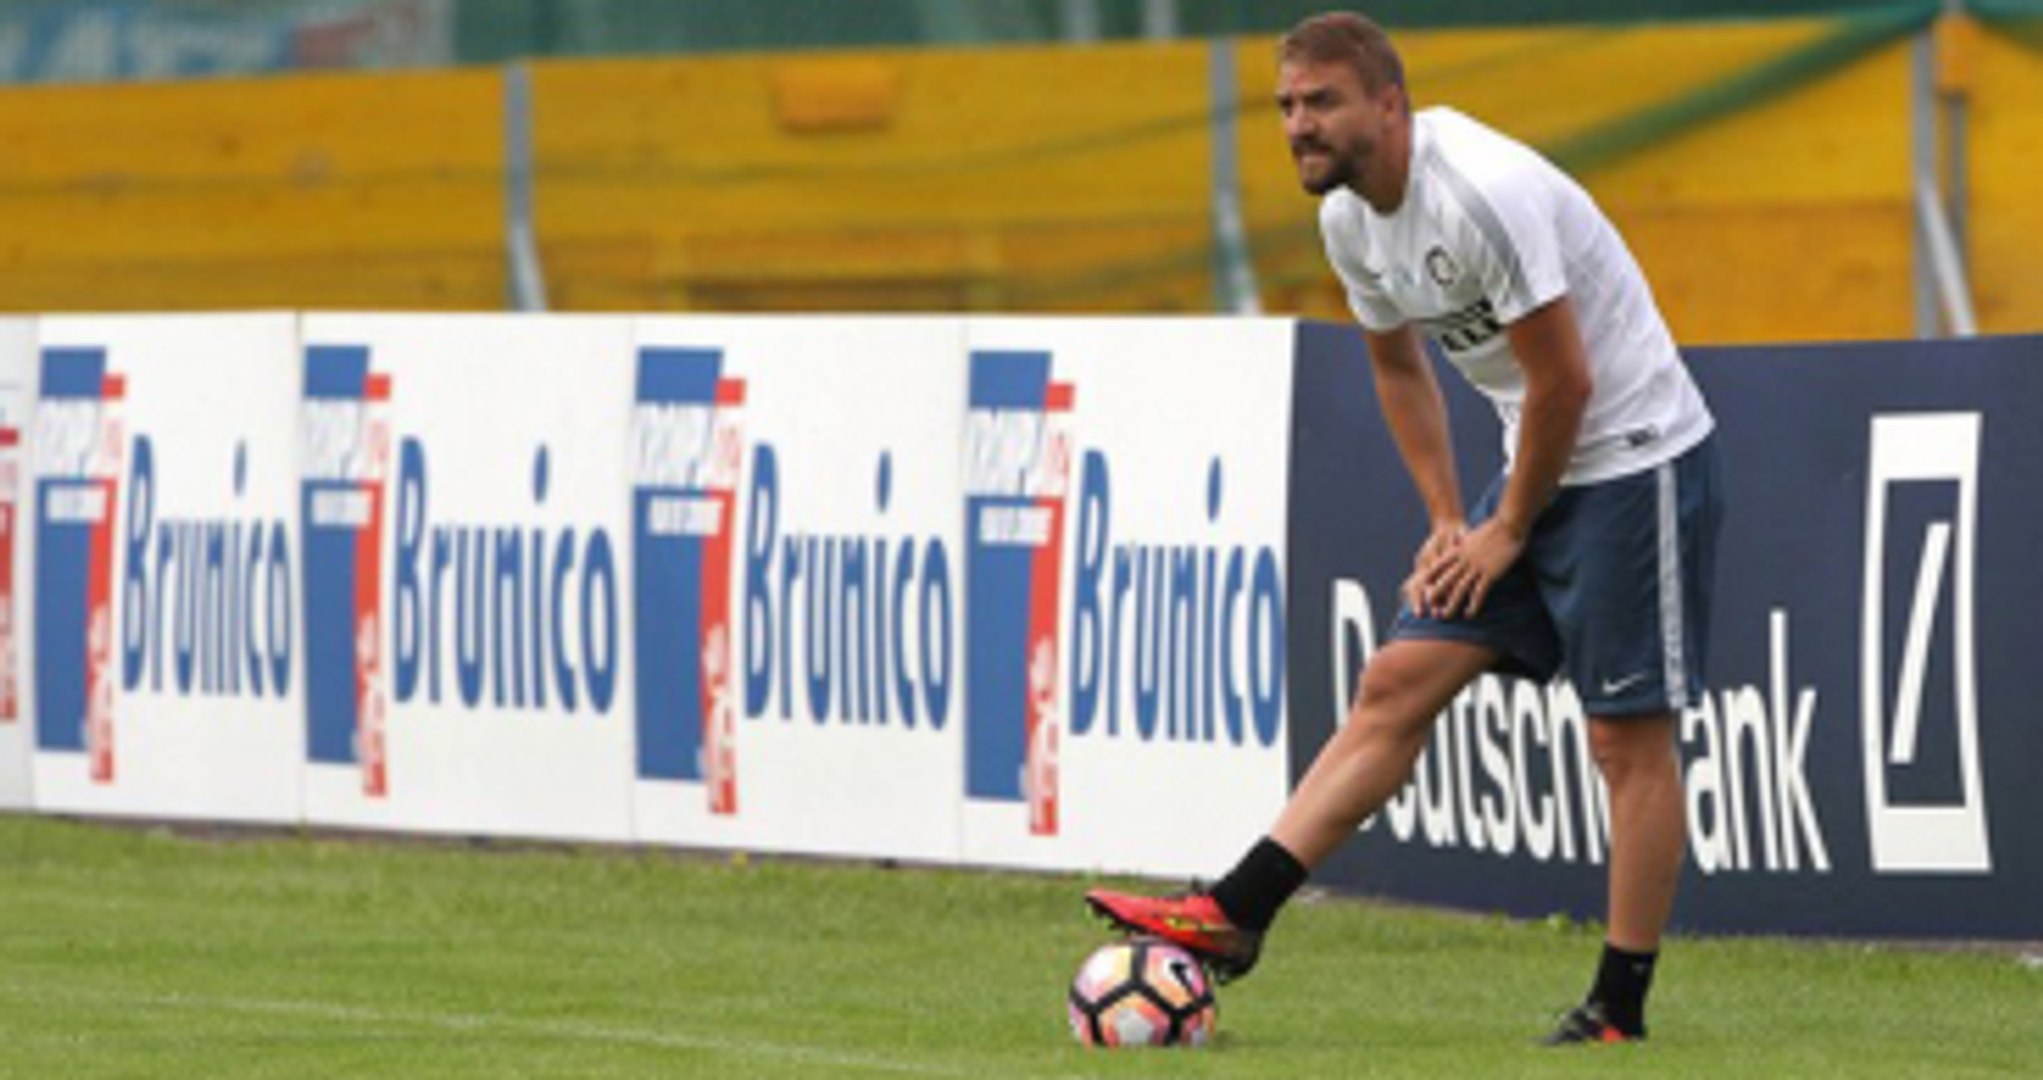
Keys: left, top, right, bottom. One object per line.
{"left": 0, "top": 0, "right": 2035, "bottom": 342}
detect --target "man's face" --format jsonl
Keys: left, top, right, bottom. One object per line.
{"left": 1276, "top": 58, "right": 1396, "bottom": 196}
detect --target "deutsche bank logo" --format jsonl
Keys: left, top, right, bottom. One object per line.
{"left": 1859, "top": 413, "right": 1990, "bottom": 874}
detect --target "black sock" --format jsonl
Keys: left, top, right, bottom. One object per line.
{"left": 1207, "top": 837, "right": 1308, "bottom": 931}
{"left": 1588, "top": 943, "right": 1658, "bottom": 1036}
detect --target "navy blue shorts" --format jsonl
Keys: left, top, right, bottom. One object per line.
{"left": 1393, "top": 436, "right": 1723, "bottom": 717}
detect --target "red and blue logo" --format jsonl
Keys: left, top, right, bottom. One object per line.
{"left": 300, "top": 345, "right": 393, "bottom": 796}
{"left": 632, "top": 348, "right": 746, "bottom": 814}
{"left": 964, "top": 350, "right": 1074, "bottom": 835}
{"left": 31, "top": 347, "right": 125, "bottom": 780}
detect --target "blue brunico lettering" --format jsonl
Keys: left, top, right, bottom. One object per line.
{"left": 119, "top": 436, "right": 294, "bottom": 698}
{"left": 743, "top": 444, "right": 953, "bottom": 729}
{"left": 1069, "top": 452, "right": 1284, "bottom": 747}
{"left": 391, "top": 439, "right": 620, "bottom": 713}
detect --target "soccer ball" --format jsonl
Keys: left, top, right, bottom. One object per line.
{"left": 1066, "top": 938, "right": 1217, "bottom": 1048}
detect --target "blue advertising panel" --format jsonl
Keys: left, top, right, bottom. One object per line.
{"left": 300, "top": 345, "right": 382, "bottom": 775}
{"left": 31, "top": 347, "right": 113, "bottom": 761}
{"left": 1286, "top": 322, "right": 2043, "bottom": 938}
{"left": 629, "top": 347, "right": 741, "bottom": 804}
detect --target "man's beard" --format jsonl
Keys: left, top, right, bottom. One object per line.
{"left": 1294, "top": 143, "right": 1357, "bottom": 196}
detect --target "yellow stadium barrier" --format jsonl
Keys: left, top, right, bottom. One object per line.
{"left": 0, "top": 10, "right": 2034, "bottom": 341}
{"left": 0, "top": 69, "right": 502, "bottom": 312}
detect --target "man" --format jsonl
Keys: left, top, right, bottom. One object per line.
{"left": 1086, "top": 11, "right": 1722, "bottom": 1046}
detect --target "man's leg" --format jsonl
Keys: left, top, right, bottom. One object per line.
{"left": 1550, "top": 712, "right": 1683, "bottom": 1043}
{"left": 1540, "top": 443, "right": 1719, "bottom": 1044}
{"left": 1087, "top": 638, "right": 1494, "bottom": 979}
{"left": 1269, "top": 638, "right": 1498, "bottom": 867}
{"left": 1593, "top": 713, "right": 1685, "bottom": 952}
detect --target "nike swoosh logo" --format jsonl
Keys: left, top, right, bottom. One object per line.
{"left": 1599, "top": 671, "right": 1651, "bottom": 696}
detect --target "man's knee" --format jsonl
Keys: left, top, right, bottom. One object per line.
{"left": 1588, "top": 715, "right": 1678, "bottom": 787}
{"left": 1348, "top": 652, "right": 1448, "bottom": 743}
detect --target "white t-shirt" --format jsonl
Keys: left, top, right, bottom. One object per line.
{"left": 1321, "top": 106, "right": 1713, "bottom": 486}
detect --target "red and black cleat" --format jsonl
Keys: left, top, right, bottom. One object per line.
{"left": 1084, "top": 887, "right": 1264, "bottom": 984}
{"left": 1541, "top": 1001, "right": 1645, "bottom": 1046}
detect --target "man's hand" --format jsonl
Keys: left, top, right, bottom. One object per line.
{"left": 1402, "top": 521, "right": 1465, "bottom": 617}
{"left": 1421, "top": 518, "right": 1526, "bottom": 619}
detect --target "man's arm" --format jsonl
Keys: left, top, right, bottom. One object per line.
{"left": 1363, "top": 324, "right": 1465, "bottom": 614}
{"left": 1428, "top": 295, "right": 1591, "bottom": 617}
{"left": 1493, "top": 296, "right": 1592, "bottom": 537}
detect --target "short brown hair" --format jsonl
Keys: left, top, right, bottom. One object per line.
{"left": 1280, "top": 12, "right": 1407, "bottom": 98}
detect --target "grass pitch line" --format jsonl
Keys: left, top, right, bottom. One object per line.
{"left": 0, "top": 978, "right": 1085, "bottom": 1078}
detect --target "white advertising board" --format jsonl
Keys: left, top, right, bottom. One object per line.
{"left": 958, "top": 317, "right": 1296, "bottom": 876}
{"left": 28, "top": 314, "right": 303, "bottom": 823}
{"left": 298, "top": 314, "right": 637, "bottom": 842}
{"left": 0, "top": 318, "right": 34, "bottom": 810}
{"left": 628, "top": 316, "right": 968, "bottom": 862}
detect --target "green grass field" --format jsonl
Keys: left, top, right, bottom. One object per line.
{"left": 1, "top": 814, "right": 2037, "bottom": 1077}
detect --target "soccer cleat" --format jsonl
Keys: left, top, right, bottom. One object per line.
{"left": 1540, "top": 1001, "right": 1644, "bottom": 1046}
{"left": 1084, "top": 887, "right": 1264, "bottom": 983}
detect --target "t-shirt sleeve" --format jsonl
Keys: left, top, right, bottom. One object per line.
{"left": 1319, "top": 205, "right": 1405, "bottom": 332}
{"left": 1440, "top": 162, "right": 1569, "bottom": 325}
{"left": 1343, "top": 270, "right": 1406, "bottom": 332}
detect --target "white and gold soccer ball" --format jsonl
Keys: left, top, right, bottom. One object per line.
{"left": 1066, "top": 938, "right": 1217, "bottom": 1048}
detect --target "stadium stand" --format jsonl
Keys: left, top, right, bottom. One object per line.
{"left": 0, "top": 1, "right": 2034, "bottom": 340}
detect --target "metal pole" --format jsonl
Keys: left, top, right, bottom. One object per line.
{"left": 504, "top": 61, "right": 548, "bottom": 312}
{"left": 1943, "top": 81, "right": 1969, "bottom": 269}
{"left": 1911, "top": 9, "right": 1978, "bottom": 337}
{"left": 1909, "top": 29, "right": 1938, "bottom": 337}
{"left": 1939, "top": 0, "right": 1971, "bottom": 274}
{"left": 1916, "top": 180, "right": 1978, "bottom": 336}
{"left": 1208, "top": 38, "right": 1261, "bottom": 314}
{"left": 1142, "top": 0, "right": 1181, "bottom": 41}
{"left": 1060, "top": 0, "right": 1101, "bottom": 44}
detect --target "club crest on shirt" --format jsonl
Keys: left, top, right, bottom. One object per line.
{"left": 1424, "top": 246, "right": 1460, "bottom": 287}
